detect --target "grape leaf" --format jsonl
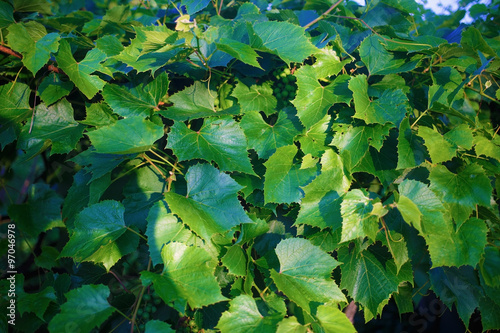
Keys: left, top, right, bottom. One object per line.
{"left": 0, "top": 2, "right": 15, "bottom": 28}
{"left": 240, "top": 110, "right": 302, "bottom": 159}
{"left": 8, "top": 183, "right": 64, "bottom": 238}
{"left": 141, "top": 242, "right": 226, "bottom": 308}
{"left": 474, "top": 134, "right": 500, "bottom": 160}
{"left": 7, "top": 23, "right": 60, "bottom": 75}
{"left": 312, "top": 47, "right": 351, "bottom": 78}
{"left": 216, "top": 38, "right": 263, "bottom": 69}
{"left": 396, "top": 117, "right": 427, "bottom": 169}
{"left": 349, "top": 74, "right": 408, "bottom": 126}
{"left": 277, "top": 317, "right": 307, "bottom": 333}
{"left": 167, "top": 116, "right": 254, "bottom": 174}
{"left": 316, "top": 303, "right": 357, "bottom": 333}
{"left": 87, "top": 116, "right": 164, "bottom": 154}
{"left": 37, "top": 74, "right": 74, "bottom": 106}
{"left": 331, "top": 123, "right": 392, "bottom": 169}
{"left": 417, "top": 126, "right": 456, "bottom": 164}
{"left": 102, "top": 72, "right": 169, "bottom": 118}
{"left": 232, "top": 80, "right": 276, "bottom": 116}
{"left": 59, "top": 200, "right": 139, "bottom": 271}
{"left": 250, "top": 21, "right": 318, "bottom": 64}
{"left": 17, "top": 287, "right": 56, "bottom": 320}
{"left": 17, "top": 99, "right": 84, "bottom": 157}
{"left": 160, "top": 81, "right": 216, "bottom": 121}
{"left": 359, "top": 35, "right": 420, "bottom": 75}
{"left": 340, "top": 189, "right": 380, "bottom": 242}
{"left": 292, "top": 67, "right": 351, "bottom": 128}
{"left": 480, "top": 246, "right": 500, "bottom": 287}
{"left": 217, "top": 295, "right": 286, "bottom": 333}
{"left": 270, "top": 238, "right": 346, "bottom": 314}
{"left": 48, "top": 284, "right": 115, "bottom": 333}
{"left": 298, "top": 115, "right": 331, "bottom": 157}
{"left": 0, "top": 82, "right": 32, "bottom": 147}
{"left": 429, "top": 164, "right": 492, "bottom": 222}
{"left": 295, "top": 149, "right": 350, "bottom": 229}
{"left": 145, "top": 320, "right": 176, "bottom": 333}
{"left": 146, "top": 200, "right": 195, "bottom": 267}
{"left": 222, "top": 246, "right": 247, "bottom": 277}
{"left": 430, "top": 266, "right": 483, "bottom": 326}
{"left": 263, "top": 145, "right": 318, "bottom": 204}
{"left": 339, "top": 246, "right": 404, "bottom": 316}
{"left": 163, "top": 163, "right": 253, "bottom": 241}
{"left": 182, "top": 0, "right": 210, "bottom": 15}
{"left": 55, "top": 40, "right": 107, "bottom": 99}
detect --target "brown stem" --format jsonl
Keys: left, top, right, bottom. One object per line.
{"left": 0, "top": 44, "right": 65, "bottom": 74}
{"left": 304, "top": 0, "right": 344, "bottom": 29}
{"left": 345, "top": 301, "right": 357, "bottom": 324}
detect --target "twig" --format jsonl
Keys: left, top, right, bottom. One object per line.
{"left": 0, "top": 44, "right": 65, "bottom": 74}
{"left": 109, "top": 270, "right": 131, "bottom": 293}
{"left": 304, "top": 0, "right": 343, "bottom": 29}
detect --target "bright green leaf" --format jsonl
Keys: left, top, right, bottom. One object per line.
{"left": 216, "top": 38, "right": 262, "bottom": 69}
{"left": 88, "top": 116, "right": 164, "bottom": 154}
{"left": 417, "top": 126, "right": 456, "bottom": 164}
{"left": 270, "top": 238, "right": 346, "bottom": 314}
{"left": 141, "top": 242, "right": 226, "bottom": 308}
{"left": 160, "top": 82, "right": 216, "bottom": 121}
{"left": 222, "top": 246, "right": 247, "bottom": 277}
{"left": 167, "top": 117, "right": 254, "bottom": 174}
{"left": 48, "top": 284, "right": 115, "bottom": 333}
{"left": 340, "top": 189, "right": 380, "bottom": 242}
{"left": 232, "top": 80, "right": 276, "bottom": 116}
{"left": 316, "top": 303, "right": 357, "bottom": 333}
{"left": 164, "top": 163, "right": 253, "bottom": 241}
{"left": 263, "top": 145, "right": 318, "bottom": 204}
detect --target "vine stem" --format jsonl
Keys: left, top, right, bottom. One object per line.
{"left": 126, "top": 226, "right": 148, "bottom": 241}
{"left": 304, "top": 0, "right": 343, "bottom": 29}
{"left": 142, "top": 153, "right": 168, "bottom": 180}
{"left": 130, "top": 258, "right": 152, "bottom": 333}
{"left": 109, "top": 270, "right": 131, "bottom": 293}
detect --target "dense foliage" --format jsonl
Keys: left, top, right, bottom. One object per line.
{"left": 1, "top": 0, "right": 500, "bottom": 332}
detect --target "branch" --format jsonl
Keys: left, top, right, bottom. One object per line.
{"left": 304, "top": 0, "right": 343, "bottom": 29}
{"left": 0, "top": 44, "right": 65, "bottom": 74}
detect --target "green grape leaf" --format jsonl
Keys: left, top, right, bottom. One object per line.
{"left": 480, "top": 246, "right": 500, "bottom": 287}
{"left": 298, "top": 115, "right": 331, "bottom": 157}
{"left": 240, "top": 110, "right": 302, "bottom": 159}
{"left": 163, "top": 163, "right": 253, "bottom": 241}
{"left": 55, "top": 39, "right": 107, "bottom": 99}
{"left": 316, "top": 303, "right": 357, "bottom": 333}
{"left": 417, "top": 126, "right": 456, "bottom": 164}
{"left": 396, "top": 117, "right": 427, "bottom": 169}
{"left": 359, "top": 35, "right": 420, "bottom": 75}
{"left": 474, "top": 134, "right": 500, "bottom": 161}
{"left": 292, "top": 67, "right": 351, "bottom": 128}
{"left": 331, "top": 123, "right": 392, "bottom": 169}
{"left": 0, "top": 2, "right": 15, "bottom": 28}
{"left": 0, "top": 82, "right": 32, "bottom": 147}
{"left": 141, "top": 242, "right": 226, "bottom": 308}
{"left": 270, "top": 238, "right": 346, "bottom": 314}
{"left": 312, "top": 47, "right": 351, "bottom": 78}
{"left": 17, "top": 287, "right": 57, "bottom": 320}
{"left": 160, "top": 81, "right": 217, "bottom": 121}
{"left": 146, "top": 200, "right": 196, "bottom": 267}
{"left": 167, "top": 117, "right": 254, "bottom": 174}
{"left": 295, "top": 149, "right": 350, "bottom": 229}
{"left": 263, "top": 145, "right": 318, "bottom": 204}
{"left": 277, "top": 317, "right": 307, "bottom": 333}
{"left": 8, "top": 183, "right": 64, "bottom": 238}
{"left": 340, "top": 189, "right": 380, "bottom": 242}
{"left": 250, "top": 21, "right": 318, "bottom": 64}
{"left": 349, "top": 74, "right": 408, "bottom": 126}
{"left": 182, "top": 0, "right": 210, "bottom": 15}
{"left": 17, "top": 99, "right": 84, "bottom": 156}
{"left": 102, "top": 72, "right": 169, "bottom": 118}
{"left": 376, "top": 230, "right": 409, "bottom": 273}
{"left": 430, "top": 266, "right": 482, "bottom": 326}
{"left": 145, "top": 320, "right": 176, "bottom": 333}
{"left": 48, "top": 284, "right": 115, "bottom": 333}
{"left": 87, "top": 116, "right": 164, "bottom": 154}
{"left": 80, "top": 103, "right": 117, "bottom": 127}
{"left": 7, "top": 23, "right": 60, "bottom": 75}
{"left": 218, "top": 295, "right": 286, "bottom": 333}
{"left": 216, "top": 38, "right": 263, "bottom": 69}
{"left": 13, "top": 0, "right": 53, "bottom": 14}
{"left": 59, "top": 200, "right": 139, "bottom": 271}
{"left": 339, "top": 246, "right": 403, "bottom": 316}
{"left": 38, "top": 74, "right": 74, "bottom": 106}
{"left": 222, "top": 246, "right": 247, "bottom": 277}
{"left": 232, "top": 80, "right": 276, "bottom": 116}
{"left": 429, "top": 164, "right": 492, "bottom": 222}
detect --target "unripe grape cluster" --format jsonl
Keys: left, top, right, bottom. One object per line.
{"left": 272, "top": 67, "right": 297, "bottom": 108}
{"left": 133, "top": 288, "right": 162, "bottom": 332}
